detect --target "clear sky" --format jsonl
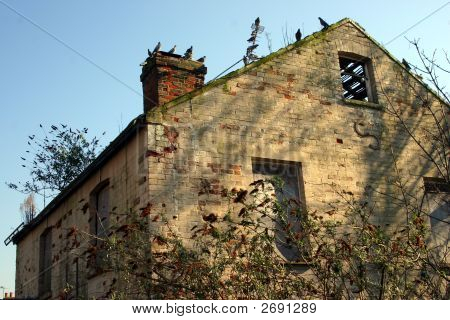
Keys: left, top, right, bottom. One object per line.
{"left": 0, "top": 0, "right": 449, "bottom": 294}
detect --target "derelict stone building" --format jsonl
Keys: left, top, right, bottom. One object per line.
{"left": 6, "top": 18, "right": 448, "bottom": 299}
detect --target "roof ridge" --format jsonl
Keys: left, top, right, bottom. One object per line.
{"left": 147, "top": 18, "right": 353, "bottom": 119}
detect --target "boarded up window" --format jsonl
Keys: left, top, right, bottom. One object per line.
{"left": 339, "top": 54, "right": 376, "bottom": 102}
{"left": 38, "top": 227, "right": 52, "bottom": 297}
{"left": 252, "top": 158, "right": 306, "bottom": 261}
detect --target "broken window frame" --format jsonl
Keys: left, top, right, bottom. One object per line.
{"left": 339, "top": 52, "right": 377, "bottom": 103}
{"left": 423, "top": 177, "right": 450, "bottom": 194}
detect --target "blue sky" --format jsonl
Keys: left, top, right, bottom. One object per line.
{"left": 0, "top": 0, "right": 449, "bottom": 294}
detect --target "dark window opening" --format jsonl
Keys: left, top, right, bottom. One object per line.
{"left": 95, "top": 185, "right": 110, "bottom": 239}
{"left": 339, "top": 55, "right": 375, "bottom": 102}
{"left": 38, "top": 227, "right": 52, "bottom": 298}
{"left": 64, "top": 258, "right": 79, "bottom": 299}
{"left": 88, "top": 180, "right": 110, "bottom": 274}
{"left": 423, "top": 177, "right": 449, "bottom": 256}
{"left": 252, "top": 158, "right": 306, "bottom": 262}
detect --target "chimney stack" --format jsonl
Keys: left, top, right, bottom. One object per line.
{"left": 140, "top": 50, "right": 207, "bottom": 113}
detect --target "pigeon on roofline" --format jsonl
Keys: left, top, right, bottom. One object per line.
{"left": 197, "top": 56, "right": 206, "bottom": 63}
{"left": 243, "top": 55, "right": 249, "bottom": 66}
{"left": 168, "top": 45, "right": 176, "bottom": 54}
{"left": 247, "top": 35, "right": 256, "bottom": 42}
{"left": 251, "top": 17, "right": 262, "bottom": 30}
{"left": 142, "top": 43, "right": 161, "bottom": 66}
{"left": 183, "top": 46, "right": 193, "bottom": 60}
{"left": 402, "top": 58, "right": 411, "bottom": 71}
{"left": 295, "top": 29, "right": 302, "bottom": 41}
{"left": 318, "top": 17, "right": 329, "bottom": 29}
{"left": 247, "top": 53, "right": 259, "bottom": 60}
{"left": 152, "top": 41, "right": 161, "bottom": 55}
{"left": 247, "top": 44, "right": 259, "bottom": 52}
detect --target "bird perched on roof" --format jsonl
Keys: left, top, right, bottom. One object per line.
{"left": 168, "top": 45, "right": 176, "bottom": 54}
{"left": 247, "top": 35, "right": 256, "bottom": 43}
{"left": 197, "top": 56, "right": 206, "bottom": 63}
{"left": 142, "top": 43, "right": 160, "bottom": 66}
{"left": 247, "top": 44, "right": 258, "bottom": 53}
{"left": 243, "top": 55, "right": 249, "bottom": 66}
{"left": 247, "top": 43, "right": 258, "bottom": 50}
{"left": 318, "top": 17, "right": 329, "bottom": 29}
{"left": 295, "top": 29, "right": 302, "bottom": 41}
{"left": 402, "top": 58, "right": 411, "bottom": 71}
{"left": 254, "top": 17, "right": 260, "bottom": 27}
{"left": 183, "top": 46, "right": 193, "bottom": 60}
{"left": 151, "top": 41, "right": 161, "bottom": 55}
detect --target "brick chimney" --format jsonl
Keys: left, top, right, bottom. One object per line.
{"left": 140, "top": 51, "right": 207, "bottom": 113}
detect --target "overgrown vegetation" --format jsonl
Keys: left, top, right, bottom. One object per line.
{"left": 7, "top": 124, "right": 104, "bottom": 205}
{"left": 94, "top": 176, "right": 447, "bottom": 299}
